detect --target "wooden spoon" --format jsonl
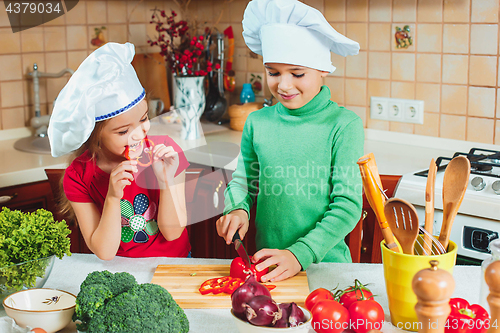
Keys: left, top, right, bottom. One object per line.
{"left": 439, "top": 155, "right": 471, "bottom": 251}
{"left": 384, "top": 198, "right": 420, "bottom": 254}
{"left": 423, "top": 158, "right": 437, "bottom": 255}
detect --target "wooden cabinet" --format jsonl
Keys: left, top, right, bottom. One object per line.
{"left": 0, "top": 180, "right": 56, "bottom": 214}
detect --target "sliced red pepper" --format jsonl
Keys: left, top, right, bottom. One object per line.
{"left": 198, "top": 276, "right": 233, "bottom": 295}
{"left": 224, "top": 278, "right": 244, "bottom": 294}
{"left": 199, "top": 277, "right": 220, "bottom": 295}
{"left": 264, "top": 284, "right": 276, "bottom": 292}
{"left": 212, "top": 276, "right": 232, "bottom": 294}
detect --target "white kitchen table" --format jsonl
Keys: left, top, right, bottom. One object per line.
{"left": 0, "top": 254, "right": 482, "bottom": 333}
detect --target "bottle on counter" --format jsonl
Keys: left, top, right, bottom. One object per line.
{"left": 240, "top": 83, "right": 256, "bottom": 104}
{"left": 480, "top": 238, "right": 500, "bottom": 312}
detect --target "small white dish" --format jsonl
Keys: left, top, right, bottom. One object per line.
{"left": 3, "top": 288, "right": 76, "bottom": 333}
{"left": 231, "top": 305, "right": 313, "bottom": 333}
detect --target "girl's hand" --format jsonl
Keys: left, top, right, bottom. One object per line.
{"left": 108, "top": 160, "right": 137, "bottom": 199}
{"left": 216, "top": 209, "right": 249, "bottom": 244}
{"left": 252, "top": 249, "right": 302, "bottom": 283}
{"left": 152, "top": 144, "right": 180, "bottom": 185}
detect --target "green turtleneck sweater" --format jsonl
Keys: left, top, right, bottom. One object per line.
{"left": 223, "top": 86, "right": 364, "bottom": 270}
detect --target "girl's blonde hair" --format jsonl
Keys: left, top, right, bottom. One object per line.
{"left": 57, "top": 120, "right": 107, "bottom": 223}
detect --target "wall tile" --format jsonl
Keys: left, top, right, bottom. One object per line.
{"left": 325, "top": 77, "right": 345, "bottom": 105}
{"left": 196, "top": 0, "right": 215, "bottom": 25}
{"left": 44, "top": 26, "right": 66, "bottom": 51}
{"left": 471, "top": 0, "right": 498, "bottom": 23}
{"left": 345, "top": 79, "right": 367, "bottom": 105}
{"left": 469, "top": 56, "right": 496, "bottom": 86}
{"left": 443, "top": 24, "right": 469, "bottom": 54}
{"left": 108, "top": 24, "right": 128, "bottom": 44}
{"left": 468, "top": 86, "right": 495, "bottom": 118}
{"left": 441, "top": 85, "right": 467, "bottom": 115}
{"left": 368, "top": 52, "right": 391, "bottom": 80}
{"left": 0, "top": 3, "right": 11, "bottom": 27}
{"left": 470, "top": 24, "right": 498, "bottom": 55}
{"left": 391, "top": 81, "right": 415, "bottom": 99}
{"left": 416, "top": 24, "right": 442, "bottom": 53}
{"left": 233, "top": 47, "right": 248, "bottom": 72}
{"left": 128, "top": 23, "right": 147, "bottom": 47}
{"left": 66, "top": 26, "right": 87, "bottom": 50}
{"left": 46, "top": 77, "right": 69, "bottom": 104}
{"left": 440, "top": 114, "right": 466, "bottom": 140}
{"left": 108, "top": 1, "right": 127, "bottom": 24}
{"left": 392, "top": 23, "right": 416, "bottom": 52}
{"left": 369, "top": 0, "right": 391, "bottom": 22}
{"left": 1, "top": 107, "right": 25, "bottom": 129}
{"left": 347, "top": 23, "right": 367, "bottom": 50}
{"left": 20, "top": 27, "right": 44, "bottom": 52}
{"left": 1, "top": 81, "right": 24, "bottom": 108}
{"left": 45, "top": 52, "right": 67, "bottom": 73}
{"left": 347, "top": 105, "right": 367, "bottom": 127}
{"left": 367, "top": 118, "right": 390, "bottom": 130}
{"left": 87, "top": 1, "right": 107, "bottom": 25}
{"left": 392, "top": 53, "right": 415, "bottom": 81}
{"left": 325, "top": 0, "right": 346, "bottom": 21}
{"left": 444, "top": 0, "right": 470, "bottom": 23}
{"left": 22, "top": 53, "right": 45, "bottom": 78}
{"left": 331, "top": 53, "right": 346, "bottom": 77}
{"left": 467, "top": 117, "right": 494, "bottom": 144}
{"left": 0, "top": 55, "right": 22, "bottom": 81}
{"left": 247, "top": 55, "right": 264, "bottom": 72}
{"left": 0, "top": 28, "right": 20, "bottom": 55}
{"left": 369, "top": 23, "right": 391, "bottom": 51}
{"left": 211, "top": 0, "right": 231, "bottom": 23}
{"left": 415, "top": 111, "right": 439, "bottom": 137}
{"left": 390, "top": 121, "right": 414, "bottom": 133}
{"left": 331, "top": 22, "right": 346, "bottom": 35}
{"left": 495, "top": 120, "right": 500, "bottom": 145}
{"left": 302, "top": 0, "right": 324, "bottom": 11}
{"left": 416, "top": 54, "right": 441, "bottom": 83}
{"left": 346, "top": 51, "right": 367, "bottom": 78}
{"left": 229, "top": 0, "right": 247, "bottom": 24}
{"left": 368, "top": 79, "right": 391, "bottom": 98}
{"left": 418, "top": 0, "right": 443, "bottom": 23}
{"left": 497, "top": 89, "right": 500, "bottom": 118}
{"left": 67, "top": 51, "right": 88, "bottom": 71}
{"left": 65, "top": 0, "right": 86, "bottom": 25}
{"left": 416, "top": 83, "right": 440, "bottom": 112}
{"left": 393, "top": 0, "right": 417, "bottom": 22}
{"left": 442, "top": 54, "right": 468, "bottom": 85}
{"left": 346, "top": 0, "right": 368, "bottom": 22}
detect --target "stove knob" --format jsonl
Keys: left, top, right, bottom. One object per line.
{"left": 492, "top": 181, "right": 500, "bottom": 195}
{"left": 471, "top": 176, "right": 486, "bottom": 191}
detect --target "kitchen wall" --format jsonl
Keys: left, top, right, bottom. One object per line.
{"left": 0, "top": 0, "right": 499, "bottom": 145}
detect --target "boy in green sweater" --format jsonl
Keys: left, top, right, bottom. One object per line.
{"left": 216, "top": 0, "right": 364, "bottom": 282}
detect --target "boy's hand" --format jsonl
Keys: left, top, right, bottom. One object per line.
{"left": 152, "top": 144, "right": 179, "bottom": 185}
{"left": 252, "top": 249, "right": 302, "bottom": 283}
{"left": 216, "top": 209, "right": 249, "bottom": 244}
{"left": 108, "top": 160, "right": 137, "bottom": 199}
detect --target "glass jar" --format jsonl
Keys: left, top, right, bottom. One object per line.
{"left": 240, "top": 83, "right": 256, "bottom": 104}
{"left": 480, "top": 238, "right": 500, "bottom": 312}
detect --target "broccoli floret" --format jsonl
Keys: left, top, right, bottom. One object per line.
{"left": 74, "top": 271, "right": 189, "bottom": 333}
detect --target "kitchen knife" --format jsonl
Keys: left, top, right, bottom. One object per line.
{"left": 232, "top": 232, "right": 251, "bottom": 268}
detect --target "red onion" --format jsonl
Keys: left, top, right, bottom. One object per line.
{"left": 274, "top": 302, "right": 291, "bottom": 328}
{"left": 289, "top": 302, "right": 306, "bottom": 327}
{"left": 231, "top": 275, "right": 271, "bottom": 316}
{"left": 244, "top": 295, "right": 282, "bottom": 326}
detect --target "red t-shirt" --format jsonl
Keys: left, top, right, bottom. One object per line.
{"left": 63, "top": 135, "right": 191, "bottom": 258}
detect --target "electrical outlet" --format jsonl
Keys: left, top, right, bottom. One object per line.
{"left": 388, "top": 99, "right": 404, "bottom": 121}
{"left": 403, "top": 100, "right": 424, "bottom": 124}
{"left": 370, "top": 97, "right": 388, "bottom": 120}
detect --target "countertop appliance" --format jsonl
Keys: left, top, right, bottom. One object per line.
{"left": 394, "top": 148, "right": 500, "bottom": 265}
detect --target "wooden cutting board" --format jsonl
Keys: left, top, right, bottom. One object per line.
{"left": 151, "top": 265, "right": 309, "bottom": 309}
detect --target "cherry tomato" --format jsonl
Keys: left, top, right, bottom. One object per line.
{"left": 348, "top": 299, "right": 385, "bottom": 333}
{"left": 340, "top": 286, "right": 373, "bottom": 309}
{"left": 230, "top": 257, "right": 269, "bottom": 283}
{"left": 305, "top": 287, "right": 335, "bottom": 311}
{"left": 311, "top": 299, "right": 350, "bottom": 333}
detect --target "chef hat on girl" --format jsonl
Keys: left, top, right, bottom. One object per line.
{"left": 48, "top": 42, "right": 145, "bottom": 157}
{"left": 242, "top": 0, "right": 360, "bottom": 73}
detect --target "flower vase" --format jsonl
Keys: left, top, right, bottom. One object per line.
{"left": 173, "top": 76, "right": 206, "bottom": 140}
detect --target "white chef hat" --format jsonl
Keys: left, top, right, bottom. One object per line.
{"left": 48, "top": 42, "right": 145, "bottom": 157}
{"left": 242, "top": 0, "right": 360, "bottom": 73}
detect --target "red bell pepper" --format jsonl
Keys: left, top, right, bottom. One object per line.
{"left": 198, "top": 276, "right": 233, "bottom": 295}
{"left": 230, "top": 257, "right": 269, "bottom": 283}
{"left": 223, "top": 277, "right": 244, "bottom": 294}
{"left": 445, "top": 298, "right": 489, "bottom": 333}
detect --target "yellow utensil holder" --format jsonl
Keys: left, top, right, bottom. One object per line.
{"left": 381, "top": 237, "right": 457, "bottom": 331}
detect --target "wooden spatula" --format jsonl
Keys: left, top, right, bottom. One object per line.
{"left": 439, "top": 156, "right": 471, "bottom": 251}
{"left": 423, "top": 158, "right": 437, "bottom": 255}
{"left": 384, "top": 198, "right": 420, "bottom": 255}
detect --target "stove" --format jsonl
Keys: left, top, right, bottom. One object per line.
{"left": 394, "top": 148, "right": 500, "bottom": 263}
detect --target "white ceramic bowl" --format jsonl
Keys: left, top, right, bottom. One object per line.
{"left": 3, "top": 288, "right": 76, "bottom": 333}
{"left": 231, "top": 306, "right": 313, "bottom": 333}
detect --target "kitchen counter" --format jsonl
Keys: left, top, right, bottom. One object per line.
{"left": 0, "top": 254, "right": 482, "bottom": 333}
{"left": 2, "top": 121, "right": 500, "bottom": 188}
